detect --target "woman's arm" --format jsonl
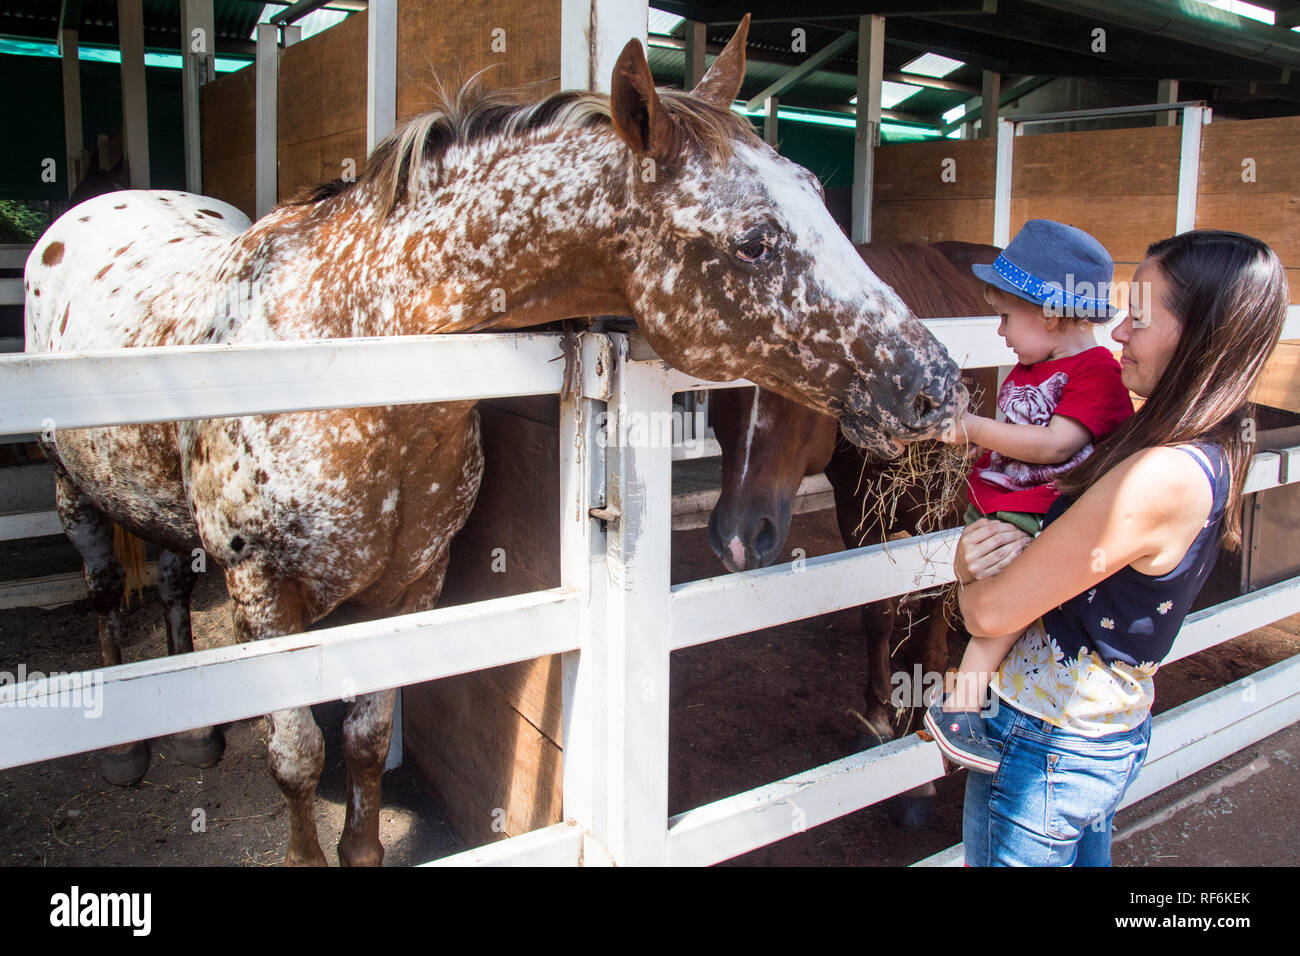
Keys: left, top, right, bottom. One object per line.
{"left": 956, "top": 445, "right": 1215, "bottom": 638}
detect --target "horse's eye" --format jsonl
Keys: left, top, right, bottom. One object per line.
{"left": 737, "top": 240, "right": 770, "bottom": 263}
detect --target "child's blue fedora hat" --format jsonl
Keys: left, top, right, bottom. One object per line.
{"left": 972, "top": 219, "right": 1117, "bottom": 321}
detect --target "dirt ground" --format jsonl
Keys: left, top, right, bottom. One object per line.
{"left": 1, "top": 505, "right": 1297, "bottom": 866}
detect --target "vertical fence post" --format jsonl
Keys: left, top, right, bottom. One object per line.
{"left": 560, "top": 333, "right": 612, "bottom": 860}
{"left": 595, "top": 335, "right": 672, "bottom": 865}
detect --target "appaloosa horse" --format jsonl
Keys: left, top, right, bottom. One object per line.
{"left": 24, "top": 18, "right": 966, "bottom": 865}
{"left": 708, "top": 241, "right": 1000, "bottom": 826}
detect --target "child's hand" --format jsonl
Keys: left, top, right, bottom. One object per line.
{"left": 938, "top": 410, "right": 968, "bottom": 444}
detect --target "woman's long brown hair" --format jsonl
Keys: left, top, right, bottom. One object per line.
{"left": 1051, "top": 230, "right": 1289, "bottom": 553}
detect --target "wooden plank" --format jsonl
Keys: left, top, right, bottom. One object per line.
{"left": 869, "top": 199, "right": 995, "bottom": 245}
{"left": 403, "top": 668, "right": 563, "bottom": 845}
{"left": 1011, "top": 194, "right": 1177, "bottom": 266}
{"left": 275, "top": 130, "right": 368, "bottom": 202}
{"left": 395, "top": 0, "right": 562, "bottom": 121}
{"left": 872, "top": 137, "right": 995, "bottom": 201}
{"left": 201, "top": 63, "right": 255, "bottom": 216}
{"left": 200, "top": 154, "right": 255, "bottom": 220}
{"left": 1195, "top": 192, "right": 1300, "bottom": 277}
{"left": 1012, "top": 124, "right": 1182, "bottom": 198}
{"left": 278, "top": 11, "right": 367, "bottom": 149}
{"left": 1198, "top": 115, "right": 1300, "bottom": 195}
{"left": 1252, "top": 341, "right": 1300, "bottom": 414}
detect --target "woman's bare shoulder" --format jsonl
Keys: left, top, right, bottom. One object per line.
{"left": 1087, "top": 445, "right": 1215, "bottom": 573}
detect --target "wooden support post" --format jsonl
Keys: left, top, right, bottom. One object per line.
{"left": 117, "top": 0, "right": 150, "bottom": 188}
{"left": 850, "top": 15, "right": 883, "bottom": 245}
{"left": 180, "top": 0, "right": 215, "bottom": 194}
{"left": 367, "top": 0, "right": 397, "bottom": 154}
{"left": 764, "top": 95, "right": 779, "bottom": 146}
{"left": 255, "top": 24, "right": 279, "bottom": 219}
{"left": 1157, "top": 79, "right": 1179, "bottom": 126}
{"left": 561, "top": 0, "right": 648, "bottom": 92}
{"left": 684, "top": 19, "right": 707, "bottom": 89}
{"left": 59, "top": 29, "right": 83, "bottom": 197}
{"left": 980, "top": 70, "right": 1000, "bottom": 138}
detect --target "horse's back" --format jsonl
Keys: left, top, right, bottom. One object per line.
{"left": 25, "top": 190, "right": 249, "bottom": 353}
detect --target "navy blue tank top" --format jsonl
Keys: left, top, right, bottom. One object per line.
{"left": 1040, "top": 442, "right": 1231, "bottom": 669}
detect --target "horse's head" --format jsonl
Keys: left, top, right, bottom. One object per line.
{"left": 706, "top": 241, "right": 1003, "bottom": 572}
{"left": 607, "top": 16, "right": 964, "bottom": 455}
{"left": 708, "top": 386, "right": 838, "bottom": 572}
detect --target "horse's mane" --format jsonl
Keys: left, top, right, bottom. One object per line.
{"left": 855, "top": 242, "right": 994, "bottom": 320}
{"left": 285, "top": 75, "right": 762, "bottom": 219}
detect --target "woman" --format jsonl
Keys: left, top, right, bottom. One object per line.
{"left": 951, "top": 230, "right": 1289, "bottom": 866}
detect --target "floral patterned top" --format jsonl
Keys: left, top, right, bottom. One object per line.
{"left": 991, "top": 442, "right": 1231, "bottom": 736}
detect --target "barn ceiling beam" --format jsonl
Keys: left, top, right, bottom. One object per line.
{"left": 744, "top": 29, "right": 857, "bottom": 111}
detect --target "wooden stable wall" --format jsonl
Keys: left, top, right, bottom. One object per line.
{"left": 200, "top": 0, "right": 562, "bottom": 219}
{"left": 871, "top": 114, "right": 1300, "bottom": 306}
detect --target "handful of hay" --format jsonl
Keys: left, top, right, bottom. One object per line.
{"left": 850, "top": 389, "right": 986, "bottom": 626}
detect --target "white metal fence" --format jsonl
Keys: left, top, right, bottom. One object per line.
{"left": 1, "top": 313, "right": 1299, "bottom": 866}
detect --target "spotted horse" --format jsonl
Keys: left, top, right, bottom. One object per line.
{"left": 24, "top": 17, "right": 966, "bottom": 865}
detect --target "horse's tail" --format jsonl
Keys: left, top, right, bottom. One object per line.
{"left": 113, "top": 524, "right": 147, "bottom": 608}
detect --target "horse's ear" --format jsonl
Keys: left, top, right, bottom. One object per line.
{"left": 610, "top": 38, "right": 681, "bottom": 161}
{"left": 690, "top": 14, "right": 750, "bottom": 109}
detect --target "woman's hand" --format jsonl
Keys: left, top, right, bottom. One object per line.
{"left": 955, "top": 518, "right": 1031, "bottom": 585}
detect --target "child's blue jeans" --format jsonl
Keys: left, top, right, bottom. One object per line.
{"left": 963, "top": 696, "right": 1152, "bottom": 866}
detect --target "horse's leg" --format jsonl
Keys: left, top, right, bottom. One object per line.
{"left": 157, "top": 548, "right": 225, "bottom": 768}
{"left": 855, "top": 599, "right": 897, "bottom": 746}
{"left": 889, "top": 594, "right": 952, "bottom": 831}
{"left": 226, "top": 565, "right": 327, "bottom": 867}
{"left": 51, "top": 469, "right": 150, "bottom": 785}
{"left": 336, "top": 546, "right": 451, "bottom": 867}
{"left": 337, "top": 689, "right": 395, "bottom": 868}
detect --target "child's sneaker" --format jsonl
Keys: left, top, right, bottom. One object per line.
{"left": 923, "top": 701, "right": 1000, "bottom": 774}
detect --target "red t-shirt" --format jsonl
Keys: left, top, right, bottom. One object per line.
{"left": 968, "top": 346, "right": 1135, "bottom": 514}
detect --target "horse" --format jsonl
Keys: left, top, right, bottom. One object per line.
{"left": 22, "top": 17, "right": 967, "bottom": 866}
{"left": 708, "top": 241, "right": 1001, "bottom": 827}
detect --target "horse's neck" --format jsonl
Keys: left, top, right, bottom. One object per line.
{"left": 272, "top": 131, "right": 636, "bottom": 338}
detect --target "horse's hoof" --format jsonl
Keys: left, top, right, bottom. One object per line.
{"left": 101, "top": 740, "right": 151, "bottom": 787}
{"left": 284, "top": 845, "right": 329, "bottom": 867}
{"left": 338, "top": 840, "right": 385, "bottom": 867}
{"left": 887, "top": 794, "right": 936, "bottom": 831}
{"left": 171, "top": 727, "right": 225, "bottom": 768}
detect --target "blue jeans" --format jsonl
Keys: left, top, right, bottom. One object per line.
{"left": 963, "top": 697, "right": 1151, "bottom": 866}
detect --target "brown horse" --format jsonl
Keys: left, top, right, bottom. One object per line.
{"left": 23, "top": 18, "right": 967, "bottom": 865}
{"left": 709, "top": 241, "right": 1000, "bottom": 826}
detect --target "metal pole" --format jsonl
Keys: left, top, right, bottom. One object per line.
{"left": 850, "top": 15, "right": 883, "bottom": 245}
{"left": 993, "top": 118, "right": 1014, "bottom": 248}
{"left": 367, "top": 0, "right": 398, "bottom": 154}
{"left": 255, "top": 24, "right": 279, "bottom": 218}
{"left": 181, "top": 0, "right": 215, "bottom": 194}
{"left": 764, "top": 96, "right": 779, "bottom": 146}
{"left": 1176, "top": 106, "right": 1209, "bottom": 235}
